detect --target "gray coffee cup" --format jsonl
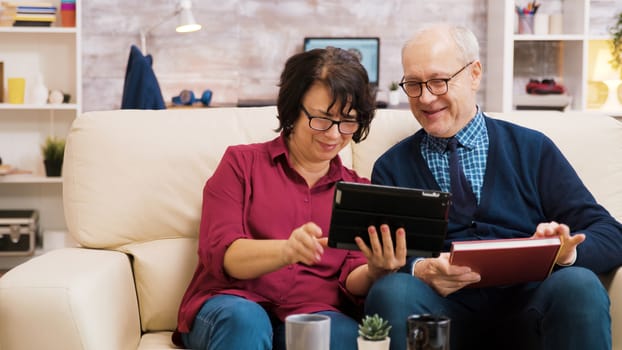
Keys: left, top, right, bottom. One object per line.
{"left": 285, "top": 313, "right": 330, "bottom": 350}
{"left": 407, "top": 314, "right": 450, "bottom": 350}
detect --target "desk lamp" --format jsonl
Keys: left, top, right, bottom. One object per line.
{"left": 139, "top": 0, "right": 202, "bottom": 54}
{"left": 592, "top": 49, "right": 622, "bottom": 111}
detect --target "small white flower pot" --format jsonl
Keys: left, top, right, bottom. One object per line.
{"left": 357, "top": 336, "right": 391, "bottom": 350}
{"left": 388, "top": 90, "right": 400, "bottom": 106}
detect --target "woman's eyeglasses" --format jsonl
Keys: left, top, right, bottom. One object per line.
{"left": 300, "top": 105, "right": 360, "bottom": 135}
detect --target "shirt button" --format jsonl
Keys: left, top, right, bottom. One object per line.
{"left": 304, "top": 197, "right": 309, "bottom": 202}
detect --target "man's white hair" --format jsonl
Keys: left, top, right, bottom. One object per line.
{"left": 402, "top": 23, "right": 480, "bottom": 64}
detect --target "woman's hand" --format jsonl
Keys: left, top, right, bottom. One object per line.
{"left": 281, "top": 222, "right": 326, "bottom": 266}
{"left": 345, "top": 224, "right": 407, "bottom": 296}
{"left": 355, "top": 224, "right": 407, "bottom": 280}
{"left": 224, "top": 222, "right": 327, "bottom": 279}
{"left": 533, "top": 221, "right": 585, "bottom": 265}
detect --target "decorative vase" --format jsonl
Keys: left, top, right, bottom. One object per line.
{"left": 31, "top": 73, "right": 49, "bottom": 105}
{"left": 388, "top": 90, "right": 400, "bottom": 106}
{"left": 44, "top": 159, "right": 62, "bottom": 177}
{"left": 357, "top": 337, "right": 391, "bottom": 350}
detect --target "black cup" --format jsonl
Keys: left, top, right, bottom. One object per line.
{"left": 407, "top": 314, "right": 450, "bottom": 350}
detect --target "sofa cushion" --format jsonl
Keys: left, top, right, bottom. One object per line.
{"left": 64, "top": 107, "right": 280, "bottom": 248}
{"left": 351, "top": 108, "right": 420, "bottom": 178}
{"left": 0, "top": 248, "right": 141, "bottom": 350}
{"left": 121, "top": 238, "right": 197, "bottom": 332}
{"left": 137, "top": 331, "right": 176, "bottom": 349}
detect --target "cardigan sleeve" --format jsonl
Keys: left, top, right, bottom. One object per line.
{"left": 536, "top": 136, "right": 622, "bottom": 273}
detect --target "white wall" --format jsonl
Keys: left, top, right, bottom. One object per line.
{"left": 81, "top": 0, "right": 488, "bottom": 111}
{"left": 81, "top": 0, "right": 622, "bottom": 112}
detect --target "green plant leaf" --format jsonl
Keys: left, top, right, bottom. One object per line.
{"left": 41, "top": 136, "right": 66, "bottom": 162}
{"left": 358, "top": 313, "right": 392, "bottom": 341}
{"left": 610, "top": 12, "right": 622, "bottom": 78}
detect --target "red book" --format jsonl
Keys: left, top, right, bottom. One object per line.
{"left": 449, "top": 237, "right": 562, "bottom": 288}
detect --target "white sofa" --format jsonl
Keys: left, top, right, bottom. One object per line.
{"left": 0, "top": 107, "right": 621, "bottom": 350}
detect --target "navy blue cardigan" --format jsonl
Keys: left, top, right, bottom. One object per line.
{"left": 372, "top": 115, "right": 622, "bottom": 274}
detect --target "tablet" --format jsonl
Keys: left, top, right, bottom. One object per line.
{"left": 327, "top": 182, "right": 451, "bottom": 257}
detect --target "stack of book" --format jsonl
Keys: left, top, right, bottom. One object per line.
{"left": 0, "top": 2, "right": 57, "bottom": 27}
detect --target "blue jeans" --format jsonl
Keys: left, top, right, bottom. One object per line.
{"left": 365, "top": 268, "right": 610, "bottom": 350}
{"left": 181, "top": 294, "right": 359, "bottom": 350}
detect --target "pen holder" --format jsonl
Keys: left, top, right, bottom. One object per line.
{"left": 517, "top": 13, "right": 534, "bottom": 34}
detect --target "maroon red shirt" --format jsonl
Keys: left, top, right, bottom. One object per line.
{"left": 176, "top": 135, "right": 369, "bottom": 333}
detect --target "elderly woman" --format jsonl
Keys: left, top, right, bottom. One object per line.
{"left": 174, "top": 47, "right": 406, "bottom": 350}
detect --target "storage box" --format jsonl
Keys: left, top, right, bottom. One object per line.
{"left": 0, "top": 210, "right": 38, "bottom": 256}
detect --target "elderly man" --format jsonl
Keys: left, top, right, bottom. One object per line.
{"left": 365, "top": 23, "right": 622, "bottom": 350}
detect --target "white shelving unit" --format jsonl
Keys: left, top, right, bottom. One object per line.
{"left": 486, "top": 0, "right": 592, "bottom": 112}
{"left": 0, "top": 0, "right": 81, "bottom": 267}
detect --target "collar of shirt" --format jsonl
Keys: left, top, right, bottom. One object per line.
{"left": 267, "top": 133, "right": 348, "bottom": 185}
{"left": 424, "top": 105, "right": 486, "bottom": 151}
{"left": 420, "top": 106, "right": 488, "bottom": 199}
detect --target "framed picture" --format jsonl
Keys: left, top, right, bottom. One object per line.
{"left": 303, "top": 37, "right": 380, "bottom": 88}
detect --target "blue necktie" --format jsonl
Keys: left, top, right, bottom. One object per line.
{"left": 447, "top": 137, "right": 477, "bottom": 223}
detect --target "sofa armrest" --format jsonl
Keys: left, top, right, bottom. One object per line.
{"left": 600, "top": 267, "right": 622, "bottom": 350}
{"left": 0, "top": 248, "right": 141, "bottom": 350}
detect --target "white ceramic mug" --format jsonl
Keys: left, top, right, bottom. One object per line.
{"left": 285, "top": 313, "right": 330, "bottom": 350}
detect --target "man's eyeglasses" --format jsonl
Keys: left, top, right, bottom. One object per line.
{"left": 300, "top": 105, "right": 360, "bottom": 135}
{"left": 398, "top": 61, "right": 474, "bottom": 98}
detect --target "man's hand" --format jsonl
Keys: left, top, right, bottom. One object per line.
{"left": 533, "top": 221, "right": 585, "bottom": 265}
{"left": 414, "top": 253, "right": 481, "bottom": 297}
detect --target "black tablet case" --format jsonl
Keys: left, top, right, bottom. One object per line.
{"left": 328, "top": 182, "right": 451, "bottom": 257}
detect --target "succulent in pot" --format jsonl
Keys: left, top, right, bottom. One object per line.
{"left": 357, "top": 313, "right": 391, "bottom": 350}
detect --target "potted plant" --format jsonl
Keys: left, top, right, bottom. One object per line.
{"left": 41, "top": 136, "right": 65, "bottom": 177}
{"left": 388, "top": 81, "right": 400, "bottom": 106}
{"left": 610, "top": 11, "right": 622, "bottom": 78}
{"left": 357, "top": 313, "right": 391, "bottom": 350}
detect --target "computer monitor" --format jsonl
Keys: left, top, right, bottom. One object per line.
{"left": 303, "top": 37, "right": 380, "bottom": 88}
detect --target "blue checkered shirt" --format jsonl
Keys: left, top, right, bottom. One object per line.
{"left": 421, "top": 107, "right": 488, "bottom": 203}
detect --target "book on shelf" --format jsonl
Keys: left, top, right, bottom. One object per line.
{"left": 449, "top": 236, "right": 562, "bottom": 288}
{"left": 15, "top": 6, "right": 57, "bottom": 14}
{"left": 13, "top": 13, "right": 55, "bottom": 21}
{"left": 13, "top": 20, "right": 52, "bottom": 26}
{"left": 1, "top": 1, "right": 54, "bottom": 7}
{"left": 1, "top": 5, "right": 56, "bottom": 14}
